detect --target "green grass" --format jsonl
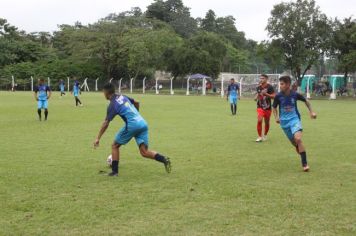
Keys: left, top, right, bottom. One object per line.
{"left": 0, "top": 91, "right": 355, "bottom": 235}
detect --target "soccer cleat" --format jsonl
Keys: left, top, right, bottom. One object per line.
{"left": 263, "top": 136, "right": 268, "bottom": 141}
{"left": 256, "top": 137, "right": 263, "bottom": 142}
{"left": 108, "top": 171, "right": 118, "bottom": 177}
{"left": 303, "top": 165, "right": 310, "bottom": 172}
{"left": 164, "top": 158, "right": 171, "bottom": 173}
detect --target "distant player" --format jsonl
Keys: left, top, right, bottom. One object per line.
{"left": 255, "top": 74, "right": 275, "bottom": 142}
{"left": 59, "top": 79, "right": 66, "bottom": 97}
{"left": 272, "top": 76, "right": 317, "bottom": 172}
{"left": 72, "top": 80, "right": 82, "bottom": 107}
{"left": 34, "top": 78, "right": 51, "bottom": 121}
{"left": 226, "top": 78, "right": 240, "bottom": 115}
{"left": 93, "top": 83, "right": 171, "bottom": 176}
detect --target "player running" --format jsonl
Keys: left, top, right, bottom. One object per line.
{"left": 34, "top": 78, "right": 51, "bottom": 121}
{"left": 72, "top": 80, "right": 83, "bottom": 107}
{"left": 255, "top": 74, "right": 275, "bottom": 142}
{"left": 226, "top": 78, "right": 240, "bottom": 116}
{"left": 272, "top": 76, "right": 317, "bottom": 172}
{"left": 59, "top": 79, "right": 66, "bottom": 97}
{"left": 93, "top": 83, "right": 171, "bottom": 176}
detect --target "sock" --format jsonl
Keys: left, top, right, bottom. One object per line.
{"left": 300, "top": 152, "right": 307, "bottom": 166}
{"left": 37, "top": 109, "right": 41, "bottom": 119}
{"left": 78, "top": 99, "right": 82, "bottom": 105}
{"left": 264, "top": 122, "right": 270, "bottom": 136}
{"left": 155, "top": 154, "right": 167, "bottom": 164}
{"left": 234, "top": 104, "right": 237, "bottom": 115}
{"left": 75, "top": 97, "right": 78, "bottom": 106}
{"left": 257, "top": 121, "right": 262, "bottom": 137}
{"left": 44, "top": 109, "right": 48, "bottom": 120}
{"left": 111, "top": 160, "right": 119, "bottom": 173}
{"left": 230, "top": 104, "right": 234, "bottom": 114}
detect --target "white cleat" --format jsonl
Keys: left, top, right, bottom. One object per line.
{"left": 256, "top": 137, "right": 263, "bottom": 142}
{"left": 263, "top": 136, "right": 267, "bottom": 141}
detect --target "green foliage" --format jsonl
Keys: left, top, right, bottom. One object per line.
{"left": 331, "top": 17, "right": 356, "bottom": 77}
{"left": 267, "top": 0, "right": 333, "bottom": 83}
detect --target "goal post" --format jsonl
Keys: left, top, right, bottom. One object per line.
{"left": 219, "top": 73, "right": 281, "bottom": 97}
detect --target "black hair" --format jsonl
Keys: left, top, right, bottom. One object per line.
{"left": 279, "top": 76, "right": 291, "bottom": 84}
{"left": 103, "top": 83, "right": 116, "bottom": 95}
{"left": 261, "top": 74, "right": 269, "bottom": 79}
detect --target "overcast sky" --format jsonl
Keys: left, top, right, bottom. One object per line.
{"left": 0, "top": 0, "right": 354, "bottom": 41}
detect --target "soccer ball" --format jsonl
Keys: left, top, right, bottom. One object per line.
{"left": 107, "top": 154, "right": 112, "bottom": 167}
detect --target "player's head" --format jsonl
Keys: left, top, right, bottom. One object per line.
{"left": 279, "top": 76, "right": 292, "bottom": 92}
{"left": 38, "top": 78, "right": 45, "bottom": 85}
{"left": 260, "top": 74, "right": 268, "bottom": 85}
{"left": 230, "top": 78, "right": 235, "bottom": 84}
{"left": 103, "top": 83, "right": 116, "bottom": 100}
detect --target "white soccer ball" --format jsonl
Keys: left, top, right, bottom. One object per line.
{"left": 107, "top": 154, "right": 112, "bottom": 167}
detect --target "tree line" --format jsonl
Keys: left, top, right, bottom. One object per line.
{"left": 0, "top": 0, "right": 355, "bottom": 86}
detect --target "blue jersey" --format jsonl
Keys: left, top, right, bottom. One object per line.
{"left": 59, "top": 82, "right": 65, "bottom": 91}
{"left": 106, "top": 95, "right": 146, "bottom": 129}
{"left": 273, "top": 91, "right": 306, "bottom": 121}
{"left": 35, "top": 85, "right": 51, "bottom": 101}
{"left": 73, "top": 82, "right": 80, "bottom": 96}
{"left": 228, "top": 83, "right": 239, "bottom": 97}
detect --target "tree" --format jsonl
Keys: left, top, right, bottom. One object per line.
{"left": 267, "top": 0, "right": 332, "bottom": 85}
{"left": 331, "top": 17, "right": 356, "bottom": 79}
{"left": 146, "top": 0, "right": 197, "bottom": 37}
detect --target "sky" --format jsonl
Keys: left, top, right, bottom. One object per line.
{"left": 0, "top": 0, "right": 355, "bottom": 42}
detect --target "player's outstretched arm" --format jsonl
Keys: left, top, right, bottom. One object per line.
{"left": 94, "top": 120, "right": 110, "bottom": 148}
{"left": 305, "top": 100, "right": 317, "bottom": 119}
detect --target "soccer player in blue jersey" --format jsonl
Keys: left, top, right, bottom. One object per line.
{"left": 272, "top": 76, "right": 317, "bottom": 172}
{"left": 59, "top": 79, "right": 65, "bottom": 97}
{"left": 72, "top": 80, "right": 82, "bottom": 106}
{"left": 34, "top": 79, "right": 51, "bottom": 121}
{"left": 226, "top": 78, "right": 240, "bottom": 115}
{"left": 93, "top": 83, "right": 171, "bottom": 176}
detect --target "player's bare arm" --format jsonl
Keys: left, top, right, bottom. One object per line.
{"left": 272, "top": 107, "right": 280, "bottom": 123}
{"left": 94, "top": 119, "right": 110, "bottom": 148}
{"left": 305, "top": 100, "right": 317, "bottom": 119}
{"left": 133, "top": 101, "right": 140, "bottom": 111}
{"left": 47, "top": 90, "right": 52, "bottom": 100}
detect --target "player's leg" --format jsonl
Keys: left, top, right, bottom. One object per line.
{"left": 109, "top": 128, "right": 131, "bottom": 176}
{"left": 109, "top": 142, "right": 121, "bottom": 176}
{"left": 229, "top": 96, "right": 234, "bottom": 115}
{"left": 136, "top": 126, "right": 171, "bottom": 173}
{"left": 292, "top": 124, "right": 309, "bottom": 171}
{"left": 233, "top": 98, "right": 237, "bottom": 115}
{"left": 44, "top": 101, "right": 48, "bottom": 121}
{"left": 75, "top": 96, "right": 78, "bottom": 106}
{"left": 263, "top": 110, "right": 271, "bottom": 140}
{"left": 37, "top": 100, "right": 42, "bottom": 121}
{"left": 256, "top": 109, "right": 263, "bottom": 142}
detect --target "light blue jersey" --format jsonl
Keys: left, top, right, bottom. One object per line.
{"left": 60, "top": 83, "right": 65, "bottom": 92}
{"left": 73, "top": 82, "right": 80, "bottom": 96}
{"left": 35, "top": 85, "right": 50, "bottom": 101}
{"left": 106, "top": 95, "right": 148, "bottom": 146}
{"left": 273, "top": 91, "right": 307, "bottom": 140}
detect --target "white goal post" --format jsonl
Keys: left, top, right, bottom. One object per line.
{"left": 219, "top": 73, "right": 281, "bottom": 97}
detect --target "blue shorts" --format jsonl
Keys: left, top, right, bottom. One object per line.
{"left": 37, "top": 100, "right": 48, "bottom": 109}
{"left": 115, "top": 123, "right": 149, "bottom": 147}
{"left": 229, "top": 96, "right": 238, "bottom": 104}
{"left": 281, "top": 118, "right": 303, "bottom": 141}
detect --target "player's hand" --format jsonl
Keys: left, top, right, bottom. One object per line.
{"left": 93, "top": 139, "right": 100, "bottom": 149}
{"left": 310, "top": 112, "right": 317, "bottom": 119}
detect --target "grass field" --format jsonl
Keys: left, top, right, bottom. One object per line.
{"left": 0, "top": 91, "right": 355, "bottom": 235}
